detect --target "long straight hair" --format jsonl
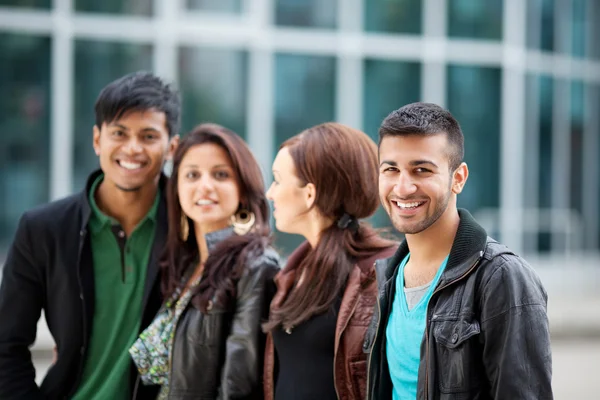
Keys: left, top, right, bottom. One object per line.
{"left": 161, "top": 123, "right": 271, "bottom": 311}
{"left": 263, "top": 122, "right": 395, "bottom": 331}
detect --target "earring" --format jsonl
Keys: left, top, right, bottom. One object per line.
{"left": 180, "top": 213, "right": 189, "bottom": 241}
{"left": 230, "top": 209, "right": 256, "bottom": 235}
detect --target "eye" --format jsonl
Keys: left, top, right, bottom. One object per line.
{"left": 185, "top": 171, "right": 199, "bottom": 180}
{"left": 272, "top": 177, "right": 279, "bottom": 185}
{"left": 144, "top": 133, "right": 158, "bottom": 141}
{"left": 112, "top": 130, "right": 125, "bottom": 137}
{"left": 214, "top": 170, "right": 230, "bottom": 180}
{"left": 382, "top": 166, "right": 399, "bottom": 173}
{"left": 415, "top": 167, "right": 432, "bottom": 173}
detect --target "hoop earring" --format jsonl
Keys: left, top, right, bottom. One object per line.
{"left": 180, "top": 213, "right": 189, "bottom": 241}
{"left": 230, "top": 209, "right": 255, "bottom": 235}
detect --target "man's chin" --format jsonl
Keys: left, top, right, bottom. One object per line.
{"left": 115, "top": 183, "right": 143, "bottom": 192}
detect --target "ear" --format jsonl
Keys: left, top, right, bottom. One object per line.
{"left": 92, "top": 125, "right": 101, "bottom": 156}
{"left": 451, "top": 162, "right": 469, "bottom": 194}
{"left": 304, "top": 182, "right": 317, "bottom": 209}
{"left": 166, "top": 134, "right": 179, "bottom": 160}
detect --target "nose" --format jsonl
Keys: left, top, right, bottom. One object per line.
{"left": 393, "top": 172, "right": 417, "bottom": 197}
{"left": 196, "top": 174, "right": 216, "bottom": 194}
{"left": 266, "top": 183, "right": 274, "bottom": 200}
{"left": 122, "top": 137, "right": 143, "bottom": 154}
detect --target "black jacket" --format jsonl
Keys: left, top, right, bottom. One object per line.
{"left": 0, "top": 170, "right": 165, "bottom": 400}
{"left": 365, "top": 209, "right": 553, "bottom": 400}
{"left": 149, "top": 228, "right": 279, "bottom": 400}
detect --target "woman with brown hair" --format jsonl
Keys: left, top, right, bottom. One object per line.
{"left": 263, "top": 122, "right": 397, "bottom": 400}
{"left": 129, "top": 123, "right": 279, "bottom": 399}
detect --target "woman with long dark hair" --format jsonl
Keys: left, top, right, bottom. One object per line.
{"left": 130, "top": 123, "right": 279, "bottom": 399}
{"left": 263, "top": 122, "right": 397, "bottom": 400}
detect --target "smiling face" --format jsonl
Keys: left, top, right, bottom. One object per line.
{"left": 93, "top": 108, "right": 174, "bottom": 192}
{"left": 177, "top": 143, "right": 241, "bottom": 234}
{"left": 266, "top": 147, "right": 313, "bottom": 236}
{"left": 378, "top": 133, "right": 467, "bottom": 235}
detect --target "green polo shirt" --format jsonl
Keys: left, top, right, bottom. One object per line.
{"left": 72, "top": 174, "right": 159, "bottom": 400}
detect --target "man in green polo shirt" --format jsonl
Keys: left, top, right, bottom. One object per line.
{"left": 0, "top": 71, "right": 180, "bottom": 400}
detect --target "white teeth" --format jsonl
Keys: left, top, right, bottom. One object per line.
{"left": 120, "top": 161, "right": 142, "bottom": 170}
{"left": 196, "top": 199, "right": 215, "bottom": 206}
{"left": 395, "top": 201, "right": 422, "bottom": 209}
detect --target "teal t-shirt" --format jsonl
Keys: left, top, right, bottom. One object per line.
{"left": 385, "top": 253, "right": 449, "bottom": 400}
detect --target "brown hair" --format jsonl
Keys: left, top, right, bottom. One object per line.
{"left": 263, "top": 122, "right": 395, "bottom": 331}
{"left": 162, "top": 123, "right": 271, "bottom": 311}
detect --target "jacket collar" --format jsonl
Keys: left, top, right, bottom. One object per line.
{"left": 376, "top": 209, "right": 488, "bottom": 289}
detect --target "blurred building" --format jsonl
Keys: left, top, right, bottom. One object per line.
{"left": 1, "top": 0, "right": 599, "bottom": 296}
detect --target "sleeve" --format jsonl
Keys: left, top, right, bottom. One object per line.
{"left": 479, "top": 256, "right": 553, "bottom": 400}
{"left": 218, "top": 255, "right": 279, "bottom": 400}
{"left": 0, "top": 213, "right": 45, "bottom": 399}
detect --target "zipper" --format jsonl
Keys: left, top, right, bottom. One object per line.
{"left": 66, "top": 228, "right": 89, "bottom": 398}
{"left": 365, "top": 263, "right": 381, "bottom": 400}
{"left": 132, "top": 375, "right": 141, "bottom": 399}
{"left": 423, "top": 255, "right": 481, "bottom": 399}
{"left": 333, "top": 286, "right": 361, "bottom": 400}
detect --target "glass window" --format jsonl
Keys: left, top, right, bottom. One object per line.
{"left": 448, "top": 0, "right": 503, "bottom": 40}
{"left": 274, "top": 53, "right": 336, "bottom": 254}
{"left": 186, "top": 0, "right": 242, "bottom": 13}
{"left": 537, "top": 75, "right": 554, "bottom": 251}
{"left": 73, "top": 40, "right": 153, "bottom": 191}
{"left": 0, "top": 0, "right": 50, "bottom": 7}
{"left": 74, "top": 0, "right": 152, "bottom": 16}
{"left": 527, "top": 0, "right": 555, "bottom": 51}
{"left": 570, "top": 81, "right": 584, "bottom": 214}
{"left": 591, "top": 2, "right": 600, "bottom": 59}
{"left": 178, "top": 47, "right": 248, "bottom": 137}
{"left": 571, "top": 0, "right": 586, "bottom": 57}
{"left": 447, "top": 65, "right": 501, "bottom": 214}
{"left": 365, "top": 0, "right": 421, "bottom": 34}
{"left": 363, "top": 60, "right": 421, "bottom": 230}
{"left": 275, "top": 0, "right": 337, "bottom": 29}
{"left": 0, "top": 34, "right": 51, "bottom": 255}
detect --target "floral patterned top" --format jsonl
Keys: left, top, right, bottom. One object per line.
{"left": 129, "top": 273, "right": 202, "bottom": 399}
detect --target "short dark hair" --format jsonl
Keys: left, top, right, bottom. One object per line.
{"left": 379, "top": 102, "right": 464, "bottom": 170}
{"left": 94, "top": 71, "right": 181, "bottom": 137}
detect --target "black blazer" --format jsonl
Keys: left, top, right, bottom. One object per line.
{"left": 0, "top": 170, "right": 166, "bottom": 400}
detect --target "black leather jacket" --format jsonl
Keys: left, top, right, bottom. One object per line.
{"left": 365, "top": 209, "right": 553, "bottom": 400}
{"left": 148, "top": 228, "right": 280, "bottom": 400}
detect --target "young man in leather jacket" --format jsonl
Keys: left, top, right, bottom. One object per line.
{"left": 366, "top": 102, "right": 553, "bottom": 399}
{"left": 0, "top": 72, "right": 180, "bottom": 400}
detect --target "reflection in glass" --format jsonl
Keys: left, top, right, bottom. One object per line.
{"left": 570, "top": 81, "right": 584, "bottom": 214}
{"left": 186, "top": 0, "right": 242, "bottom": 13}
{"left": 275, "top": 0, "right": 336, "bottom": 29}
{"left": 448, "top": 0, "right": 503, "bottom": 40}
{"left": 179, "top": 47, "right": 247, "bottom": 137}
{"left": 0, "top": 0, "right": 50, "bottom": 7}
{"left": 571, "top": 0, "right": 586, "bottom": 58}
{"left": 537, "top": 75, "right": 553, "bottom": 251}
{"left": 365, "top": 0, "right": 421, "bottom": 34}
{"left": 0, "top": 34, "right": 50, "bottom": 252}
{"left": 363, "top": 60, "right": 421, "bottom": 231}
{"left": 73, "top": 40, "right": 153, "bottom": 191}
{"left": 447, "top": 65, "right": 501, "bottom": 213}
{"left": 274, "top": 53, "right": 335, "bottom": 254}
{"left": 540, "top": 0, "right": 555, "bottom": 52}
{"left": 74, "top": 0, "right": 152, "bottom": 16}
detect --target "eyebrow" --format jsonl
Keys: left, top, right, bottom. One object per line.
{"left": 409, "top": 160, "right": 439, "bottom": 169}
{"left": 182, "top": 163, "right": 231, "bottom": 169}
{"left": 109, "top": 123, "right": 161, "bottom": 133}
{"left": 379, "top": 159, "right": 439, "bottom": 168}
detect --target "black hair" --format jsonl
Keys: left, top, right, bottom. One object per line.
{"left": 379, "top": 102, "right": 464, "bottom": 170}
{"left": 94, "top": 71, "right": 181, "bottom": 137}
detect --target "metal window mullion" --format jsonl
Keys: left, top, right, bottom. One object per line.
{"left": 153, "top": 0, "right": 179, "bottom": 85}
{"left": 550, "top": 0, "right": 573, "bottom": 252}
{"left": 582, "top": 86, "right": 599, "bottom": 250}
{"left": 421, "top": 0, "right": 447, "bottom": 106}
{"left": 499, "top": 0, "right": 527, "bottom": 254}
{"left": 335, "top": 0, "right": 363, "bottom": 129}
{"left": 246, "top": 0, "right": 274, "bottom": 180}
{"left": 50, "top": 0, "right": 74, "bottom": 199}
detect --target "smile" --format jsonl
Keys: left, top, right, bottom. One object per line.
{"left": 117, "top": 160, "right": 147, "bottom": 170}
{"left": 392, "top": 200, "right": 426, "bottom": 210}
{"left": 195, "top": 199, "right": 217, "bottom": 206}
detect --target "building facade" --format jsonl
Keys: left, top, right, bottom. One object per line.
{"left": 0, "top": 0, "right": 599, "bottom": 270}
